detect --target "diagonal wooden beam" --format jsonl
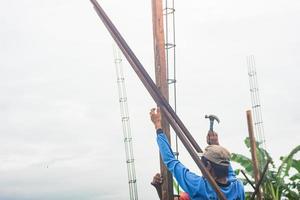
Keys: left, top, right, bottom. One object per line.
{"left": 89, "top": 1, "right": 226, "bottom": 199}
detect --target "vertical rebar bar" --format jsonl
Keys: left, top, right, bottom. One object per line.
{"left": 247, "top": 55, "right": 267, "bottom": 168}
{"left": 114, "top": 47, "right": 138, "bottom": 200}
{"left": 163, "top": 0, "right": 179, "bottom": 196}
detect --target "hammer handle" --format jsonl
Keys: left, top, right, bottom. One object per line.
{"left": 209, "top": 120, "right": 214, "bottom": 131}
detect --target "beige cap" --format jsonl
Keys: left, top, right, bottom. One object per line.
{"left": 203, "top": 145, "right": 231, "bottom": 166}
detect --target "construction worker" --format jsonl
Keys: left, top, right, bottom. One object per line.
{"left": 150, "top": 107, "right": 245, "bottom": 200}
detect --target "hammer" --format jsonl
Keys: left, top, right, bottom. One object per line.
{"left": 205, "top": 114, "right": 220, "bottom": 132}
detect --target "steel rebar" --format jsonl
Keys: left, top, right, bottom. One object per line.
{"left": 89, "top": 0, "right": 226, "bottom": 199}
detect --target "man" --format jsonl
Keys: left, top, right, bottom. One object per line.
{"left": 150, "top": 107, "right": 245, "bottom": 200}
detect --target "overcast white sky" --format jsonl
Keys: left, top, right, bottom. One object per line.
{"left": 0, "top": 0, "right": 299, "bottom": 199}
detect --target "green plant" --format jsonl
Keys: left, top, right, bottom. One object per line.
{"left": 231, "top": 138, "right": 300, "bottom": 199}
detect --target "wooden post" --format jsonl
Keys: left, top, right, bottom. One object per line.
{"left": 246, "top": 110, "right": 262, "bottom": 200}
{"left": 152, "top": 1, "right": 173, "bottom": 200}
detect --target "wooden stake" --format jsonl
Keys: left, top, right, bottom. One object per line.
{"left": 246, "top": 110, "right": 262, "bottom": 200}
{"left": 151, "top": 1, "right": 173, "bottom": 199}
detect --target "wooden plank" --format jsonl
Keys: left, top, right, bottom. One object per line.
{"left": 151, "top": 0, "right": 173, "bottom": 200}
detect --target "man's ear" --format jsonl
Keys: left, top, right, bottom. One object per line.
{"left": 206, "top": 161, "right": 212, "bottom": 171}
{"left": 206, "top": 162, "right": 217, "bottom": 178}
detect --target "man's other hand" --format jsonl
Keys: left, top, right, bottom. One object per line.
{"left": 151, "top": 173, "right": 163, "bottom": 188}
{"left": 206, "top": 130, "right": 219, "bottom": 145}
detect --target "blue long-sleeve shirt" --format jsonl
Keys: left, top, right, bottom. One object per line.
{"left": 156, "top": 130, "right": 245, "bottom": 200}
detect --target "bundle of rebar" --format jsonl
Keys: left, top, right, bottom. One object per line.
{"left": 89, "top": 1, "right": 226, "bottom": 199}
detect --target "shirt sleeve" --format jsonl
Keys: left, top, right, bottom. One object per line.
{"left": 156, "top": 130, "right": 205, "bottom": 197}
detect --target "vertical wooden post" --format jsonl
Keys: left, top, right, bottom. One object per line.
{"left": 246, "top": 110, "right": 262, "bottom": 200}
{"left": 152, "top": 0, "right": 173, "bottom": 200}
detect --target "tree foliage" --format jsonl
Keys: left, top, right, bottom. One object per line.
{"left": 231, "top": 138, "right": 300, "bottom": 199}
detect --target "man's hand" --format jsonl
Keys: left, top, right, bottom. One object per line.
{"left": 150, "top": 107, "right": 162, "bottom": 130}
{"left": 206, "top": 130, "right": 219, "bottom": 145}
{"left": 151, "top": 173, "right": 163, "bottom": 200}
{"left": 151, "top": 173, "right": 163, "bottom": 188}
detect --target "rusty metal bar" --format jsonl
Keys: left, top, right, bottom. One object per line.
{"left": 241, "top": 170, "right": 256, "bottom": 190}
{"left": 90, "top": 0, "right": 201, "bottom": 154}
{"left": 89, "top": 1, "right": 226, "bottom": 199}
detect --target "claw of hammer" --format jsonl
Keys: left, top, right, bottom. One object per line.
{"left": 205, "top": 114, "right": 220, "bottom": 132}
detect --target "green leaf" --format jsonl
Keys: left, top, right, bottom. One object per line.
{"left": 290, "top": 173, "right": 300, "bottom": 181}
{"left": 233, "top": 138, "right": 300, "bottom": 199}
{"left": 173, "top": 179, "right": 182, "bottom": 194}
{"left": 244, "top": 137, "right": 251, "bottom": 149}
{"left": 291, "top": 159, "right": 300, "bottom": 173}
{"left": 277, "top": 145, "right": 300, "bottom": 178}
{"left": 231, "top": 153, "right": 253, "bottom": 175}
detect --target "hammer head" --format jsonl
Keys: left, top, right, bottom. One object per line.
{"left": 205, "top": 114, "right": 220, "bottom": 132}
{"left": 205, "top": 114, "right": 220, "bottom": 123}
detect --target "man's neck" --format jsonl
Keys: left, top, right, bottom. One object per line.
{"left": 215, "top": 177, "right": 228, "bottom": 185}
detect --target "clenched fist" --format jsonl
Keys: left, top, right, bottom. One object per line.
{"left": 150, "top": 107, "right": 162, "bottom": 130}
